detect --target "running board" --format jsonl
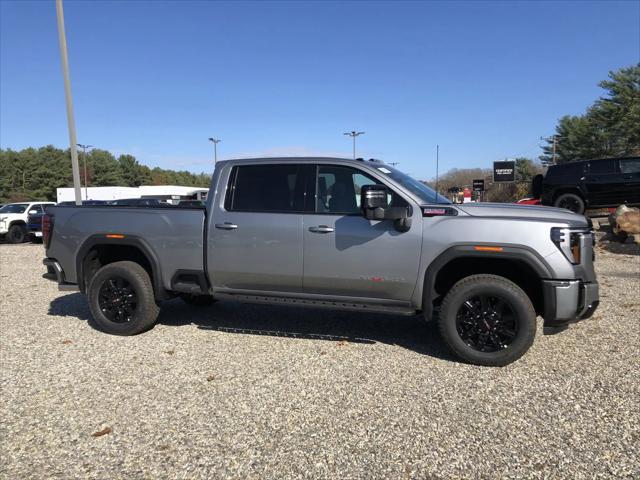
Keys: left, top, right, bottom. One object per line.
{"left": 214, "top": 292, "right": 417, "bottom": 316}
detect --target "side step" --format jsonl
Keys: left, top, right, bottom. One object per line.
{"left": 214, "top": 292, "right": 417, "bottom": 316}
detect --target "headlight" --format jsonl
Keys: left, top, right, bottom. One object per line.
{"left": 551, "top": 227, "right": 588, "bottom": 264}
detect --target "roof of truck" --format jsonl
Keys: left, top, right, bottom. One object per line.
{"left": 217, "top": 157, "right": 386, "bottom": 165}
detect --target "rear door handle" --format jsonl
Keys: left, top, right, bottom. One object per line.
{"left": 215, "top": 222, "right": 238, "bottom": 230}
{"left": 309, "top": 225, "right": 334, "bottom": 233}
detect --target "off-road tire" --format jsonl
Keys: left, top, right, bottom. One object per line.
{"left": 438, "top": 274, "right": 536, "bottom": 367}
{"left": 554, "top": 193, "right": 585, "bottom": 214}
{"left": 7, "top": 224, "right": 27, "bottom": 244}
{"left": 88, "top": 261, "right": 160, "bottom": 335}
{"left": 180, "top": 294, "right": 216, "bottom": 306}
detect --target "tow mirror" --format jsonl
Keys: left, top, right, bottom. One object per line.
{"left": 360, "top": 184, "right": 412, "bottom": 232}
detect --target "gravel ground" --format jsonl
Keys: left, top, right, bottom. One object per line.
{"left": 1, "top": 243, "right": 638, "bottom": 479}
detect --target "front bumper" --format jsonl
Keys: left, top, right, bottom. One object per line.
{"left": 43, "top": 258, "right": 79, "bottom": 291}
{"left": 542, "top": 280, "right": 599, "bottom": 333}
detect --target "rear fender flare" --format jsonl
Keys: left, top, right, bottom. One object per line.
{"left": 75, "top": 234, "right": 167, "bottom": 299}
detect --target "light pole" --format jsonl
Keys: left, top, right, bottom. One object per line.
{"left": 343, "top": 131, "right": 365, "bottom": 160}
{"left": 76, "top": 143, "right": 93, "bottom": 200}
{"left": 208, "top": 138, "right": 221, "bottom": 163}
{"left": 55, "top": 0, "right": 82, "bottom": 205}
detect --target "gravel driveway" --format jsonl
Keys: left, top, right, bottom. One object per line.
{"left": 1, "top": 243, "right": 638, "bottom": 479}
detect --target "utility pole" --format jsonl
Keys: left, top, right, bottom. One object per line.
{"left": 208, "top": 138, "right": 221, "bottom": 163}
{"left": 76, "top": 144, "right": 93, "bottom": 200}
{"left": 343, "top": 131, "right": 365, "bottom": 160}
{"left": 435, "top": 144, "right": 440, "bottom": 203}
{"left": 540, "top": 135, "right": 559, "bottom": 165}
{"left": 55, "top": 0, "right": 82, "bottom": 205}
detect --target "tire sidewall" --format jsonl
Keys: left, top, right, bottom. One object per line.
{"left": 88, "top": 263, "right": 156, "bottom": 335}
{"left": 8, "top": 225, "right": 26, "bottom": 244}
{"left": 439, "top": 278, "right": 536, "bottom": 366}
{"left": 554, "top": 193, "right": 585, "bottom": 214}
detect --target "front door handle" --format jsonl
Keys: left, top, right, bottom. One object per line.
{"left": 215, "top": 222, "right": 238, "bottom": 230}
{"left": 309, "top": 225, "right": 334, "bottom": 234}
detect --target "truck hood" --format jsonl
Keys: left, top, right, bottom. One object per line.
{"left": 455, "top": 203, "right": 589, "bottom": 226}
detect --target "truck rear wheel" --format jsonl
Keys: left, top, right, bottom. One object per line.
{"left": 438, "top": 274, "right": 536, "bottom": 366}
{"left": 87, "top": 261, "right": 160, "bottom": 335}
{"left": 554, "top": 193, "right": 585, "bottom": 214}
{"left": 7, "top": 224, "right": 27, "bottom": 244}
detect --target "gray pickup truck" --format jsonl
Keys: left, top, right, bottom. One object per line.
{"left": 42, "top": 157, "right": 599, "bottom": 366}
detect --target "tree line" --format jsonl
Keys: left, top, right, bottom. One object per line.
{"left": 541, "top": 64, "right": 639, "bottom": 163}
{"left": 0, "top": 146, "right": 212, "bottom": 203}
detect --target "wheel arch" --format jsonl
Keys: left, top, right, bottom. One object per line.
{"left": 552, "top": 187, "right": 584, "bottom": 204}
{"left": 76, "top": 234, "right": 167, "bottom": 299}
{"left": 422, "top": 244, "right": 552, "bottom": 321}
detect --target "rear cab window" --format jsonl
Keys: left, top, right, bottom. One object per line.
{"left": 225, "top": 164, "right": 310, "bottom": 213}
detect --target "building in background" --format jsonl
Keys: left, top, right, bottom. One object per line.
{"left": 56, "top": 185, "right": 208, "bottom": 204}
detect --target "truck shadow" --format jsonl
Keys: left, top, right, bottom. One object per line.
{"left": 48, "top": 294, "right": 455, "bottom": 362}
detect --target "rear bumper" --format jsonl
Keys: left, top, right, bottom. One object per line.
{"left": 43, "top": 258, "right": 79, "bottom": 291}
{"left": 542, "top": 280, "right": 599, "bottom": 333}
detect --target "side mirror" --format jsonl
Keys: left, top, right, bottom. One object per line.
{"left": 28, "top": 210, "right": 38, "bottom": 214}
{"left": 361, "top": 185, "right": 388, "bottom": 220}
{"left": 360, "top": 184, "right": 412, "bottom": 232}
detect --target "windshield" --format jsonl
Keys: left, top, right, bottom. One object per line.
{"left": 373, "top": 165, "right": 451, "bottom": 204}
{"left": 0, "top": 203, "right": 28, "bottom": 214}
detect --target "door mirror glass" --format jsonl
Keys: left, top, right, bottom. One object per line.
{"left": 361, "top": 184, "right": 388, "bottom": 210}
{"left": 28, "top": 210, "right": 38, "bottom": 214}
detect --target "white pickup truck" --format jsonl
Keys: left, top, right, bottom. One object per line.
{"left": 0, "top": 202, "right": 55, "bottom": 243}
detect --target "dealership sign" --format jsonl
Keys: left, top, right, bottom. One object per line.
{"left": 493, "top": 161, "right": 515, "bottom": 182}
{"left": 472, "top": 179, "right": 485, "bottom": 191}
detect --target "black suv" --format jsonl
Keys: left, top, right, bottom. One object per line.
{"left": 538, "top": 157, "right": 640, "bottom": 214}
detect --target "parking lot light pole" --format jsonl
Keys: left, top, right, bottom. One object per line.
{"left": 76, "top": 144, "right": 93, "bottom": 200}
{"left": 208, "top": 138, "right": 221, "bottom": 163}
{"left": 55, "top": 0, "right": 82, "bottom": 205}
{"left": 344, "top": 131, "right": 365, "bottom": 160}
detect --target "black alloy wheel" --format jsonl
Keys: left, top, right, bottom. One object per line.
{"left": 98, "top": 277, "right": 138, "bottom": 323}
{"left": 455, "top": 295, "right": 518, "bottom": 352}
{"left": 8, "top": 225, "right": 26, "bottom": 244}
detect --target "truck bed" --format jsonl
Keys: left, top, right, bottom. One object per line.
{"left": 45, "top": 205, "right": 206, "bottom": 292}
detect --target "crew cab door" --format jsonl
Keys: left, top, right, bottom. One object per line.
{"left": 302, "top": 164, "right": 422, "bottom": 301}
{"left": 207, "top": 163, "right": 308, "bottom": 293}
{"left": 583, "top": 159, "right": 624, "bottom": 206}
{"left": 619, "top": 158, "right": 640, "bottom": 205}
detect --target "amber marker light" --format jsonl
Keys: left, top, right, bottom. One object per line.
{"left": 106, "top": 234, "right": 125, "bottom": 239}
{"left": 474, "top": 246, "right": 503, "bottom": 252}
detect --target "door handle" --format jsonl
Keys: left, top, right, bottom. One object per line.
{"left": 215, "top": 222, "right": 238, "bottom": 230}
{"left": 309, "top": 225, "right": 334, "bottom": 233}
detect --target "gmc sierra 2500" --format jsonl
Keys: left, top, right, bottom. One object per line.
{"left": 42, "top": 157, "right": 599, "bottom": 366}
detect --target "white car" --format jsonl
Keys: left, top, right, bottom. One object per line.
{"left": 0, "top": 202, "right": 55, "bottom": 244}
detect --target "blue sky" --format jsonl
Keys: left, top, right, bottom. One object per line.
{"left": 1, "top": 1, "right": 638, "bottom": 179}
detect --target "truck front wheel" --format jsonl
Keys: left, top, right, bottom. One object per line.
{"left": 87, "top": 261, "right": 160, "bottom": 335}
{"left": 438, "top": 274, "right": 536, "bottom": 366}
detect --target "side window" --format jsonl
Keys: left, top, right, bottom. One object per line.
{"left": 316, "top": 165, "right": 407, "bottom": 214}
{"left": 589, "top": 159, "right": 615, "bottom": 174}
{"left": 620, "top": 158, "right": 640, "bottom": 174}
{"left": 227, "top": 164, "right": 305, "bottom": 213}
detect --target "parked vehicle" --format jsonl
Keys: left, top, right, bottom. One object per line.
{"left": 108, "top": 198, "right": 165, "bottom": 207}
{"left": 0, "top": 202, "right": 55, "bottom": 243}
{"left": 42, "top": 157, "right": 599, "bottom": 366}
{"left": 57, "top": 200, "right": 109, "bottom": 206}
{"left": 178, "top": 200, "right": 205, "bottom": 207}
{"left": 538, "top": 156, "right": 640, "bottom": 214}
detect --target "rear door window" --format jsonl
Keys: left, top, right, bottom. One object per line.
{"left": 588, "top": 159, "right": 616, "bottom": 174}
{"left": 226, "top": 164, "right": 307, "bottom": 213}
{"left": 620, "top": 158, "right": 640, "bottom": 174}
